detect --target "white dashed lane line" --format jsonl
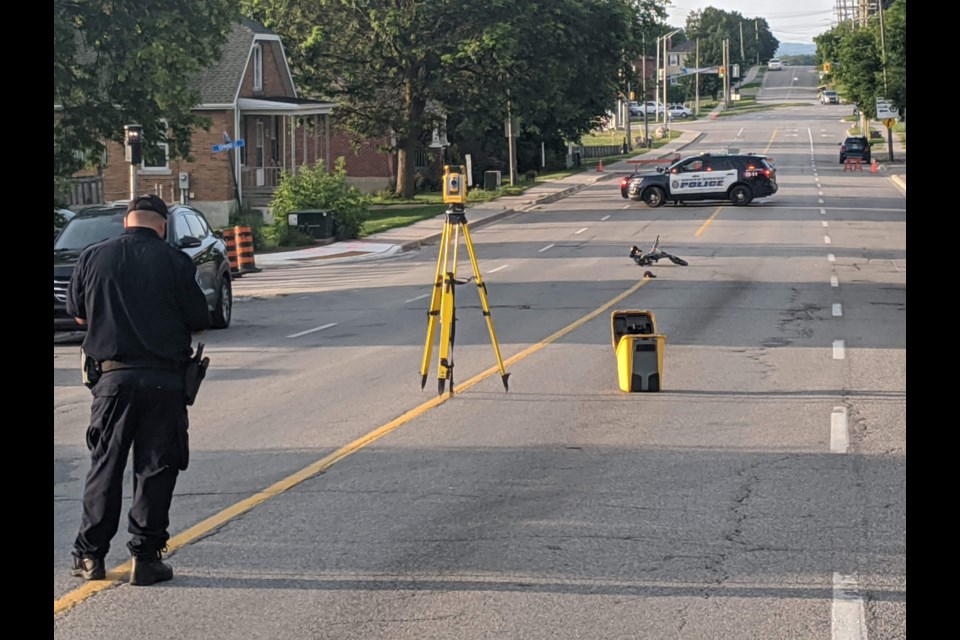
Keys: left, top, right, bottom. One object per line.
{"left": 601, "top": 215, "right": 611, "bottom": 221}
{"left": 833, "top": 340, "right": 845, "bottom": 360}
{"left": 538, "top": 244, "right": 555, "bottom": 253}
{"left": 575, "top": 228, "right": 588, "bottom": 235}
{"left": 287, "top": 322, "right": 338, "bottom": 339}
{"left": 833, "top": 304, "right": 842, "bottom": 317}
{"left": 832, "top": 572, "right": 868, "bottom": 639}
{"left": 828, "top": 254, "right": 836, "bottom": 262}
{"left": 831, "top": 276, "right": 839, "bottom": 287}
{"left": 487, "top": 265, "right": 509, "bottom": 274}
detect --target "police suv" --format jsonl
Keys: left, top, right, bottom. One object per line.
{"left": 623, "top": 152, "right": 778, "bottom": 207}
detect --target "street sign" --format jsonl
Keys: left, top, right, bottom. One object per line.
{"left": 876, "top": 97, "right": 897, "bottom": 119}
{"left": 212, "top": 139, "right": 245, "bottom": 153}
{"left": 883, "top": 118, "right": 896, "bottom": 129}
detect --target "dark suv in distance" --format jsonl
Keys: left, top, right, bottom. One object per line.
{"left": 54, "top": 203, "right": 233, "bottom": 332}
{"left": 839, "top": 135, "right": 871, "bottom": 164}
{"left": 623, "top": 152, "right": 778, "bottom": 207}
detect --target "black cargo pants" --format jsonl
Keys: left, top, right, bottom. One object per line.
{"left": 73, "top": 368, "right": 188, "bottom": 559}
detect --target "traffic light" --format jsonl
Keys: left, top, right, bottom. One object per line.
{"left": 718, "top": 65, "right": 725, "bottom": 78}
{"left": 823, "top": 62, "right": 832, "bottom": 73}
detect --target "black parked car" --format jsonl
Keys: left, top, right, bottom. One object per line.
{"left": 623, "top": 152, "right": 778, "bottom": 207}
{"left": 839, "top": 135, "right": 871, "bottom": 164}
{"left": 54, "top": 203, "right": 233, "bottom": 332}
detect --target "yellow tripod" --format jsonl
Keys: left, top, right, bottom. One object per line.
{"left": 419, "top": 203, "right": 510, "bottom": 396}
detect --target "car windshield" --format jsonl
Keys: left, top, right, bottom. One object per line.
{"left": 54, "top": 209, "right": 126, "bottom": 252}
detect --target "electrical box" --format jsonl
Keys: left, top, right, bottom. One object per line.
{"left": 179, "top": 172, "right": 190, "bottom": 189}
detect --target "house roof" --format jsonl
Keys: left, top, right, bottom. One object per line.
{"left": 192, "top": 18, "right": 287, "bottom": 106}
{"left": 237, "top": 96, "right": 337, "bottom": 116}
{"left": 670, "top": 40, "right": 697, "bottom": 54}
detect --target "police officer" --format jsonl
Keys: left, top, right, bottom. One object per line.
{"left": 66, "top": 194, "right": 211, "bottom": 586}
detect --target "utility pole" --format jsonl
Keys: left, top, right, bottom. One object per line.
{"left": 755, "top": 19, "right": 760, "bottom": 65}
{"left": 740, "top": 21, "right": 745, "bottom": 64}
{"left": 642, "top": 35, "right": 649, "bottom": 147}
{"left": 723, "top": 39, "right": 730, "bottom": 107}
{"left": 655, "top": 36, "right": 660, "bottom": 125}
{"left": 695, "top": 38, "right": 700, "bottom": 116}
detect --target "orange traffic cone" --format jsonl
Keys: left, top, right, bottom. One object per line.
{"left": 597, "top": 159, "right": 604, "bottom": 172}
{"left": 871, "top": 158, "right": 878, "bottom": 173}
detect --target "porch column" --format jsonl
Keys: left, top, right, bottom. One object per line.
{"left": 301, "top": 117, "right": 307, "bottom": 167}
{"left": 290, "top": 114, "right": 297, "bottom": 175}
{"left": 325, "top": 114, "right": 331, "bottom": 172}
{"left": 314, "top": 115, "right": 319, "bottom": 168}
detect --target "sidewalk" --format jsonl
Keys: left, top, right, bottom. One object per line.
{"left": 255, "top": 131, "right": 703, "bottom": 267}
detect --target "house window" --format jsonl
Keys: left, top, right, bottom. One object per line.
{"left": 141, "top": 120, "right": 170, "bottom": 173}
{"left": 668, "top": 54, "right": 679, "bottom": 66}
{"left": 253, "top": 44, "right": 263, "bottom": 92}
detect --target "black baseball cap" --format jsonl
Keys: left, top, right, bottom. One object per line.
{"left": 127, "top": 194, "right": 169, "bottom": 219}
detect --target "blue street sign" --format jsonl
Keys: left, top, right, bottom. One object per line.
{"left": 212, "top": 139, "right": 245, "bottom": 153}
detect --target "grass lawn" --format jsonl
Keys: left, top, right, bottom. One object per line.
{"left": 360, "top": 204, "right": 448, "bottom": 237}
{"left": 716, "top": 101, "right": 807, "bottom": 117}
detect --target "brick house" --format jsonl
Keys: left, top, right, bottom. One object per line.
{"left": 60, "top": 18, "right": 395, "bottom": 228}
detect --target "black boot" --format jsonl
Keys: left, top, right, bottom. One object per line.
{"left": 71, "top": 554, "right": 106, "bottom": 580}
{"left": 129, "top": 549, "right": 173, "bottom": 586}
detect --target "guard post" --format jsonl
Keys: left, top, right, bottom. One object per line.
{"left": 611, "top": 310, "right": 665, "bottom": 392}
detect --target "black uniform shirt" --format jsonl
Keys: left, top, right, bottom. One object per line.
{"left": 66, "top": 227, "right": 211, "bottom": 364}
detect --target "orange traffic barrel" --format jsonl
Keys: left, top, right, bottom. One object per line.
{"left": 222, "top": 227, "right": 241, "bottom": 276}
{"left": 235, "top": 225, "right": 262, "bottom": 273}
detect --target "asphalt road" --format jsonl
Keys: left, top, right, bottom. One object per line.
{"left": 54, "top": 99, "right": 906, "bottom": 639}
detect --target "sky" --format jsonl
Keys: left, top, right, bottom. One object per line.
{"left": 665, "top": 1, "right": 838, "bottom": 45}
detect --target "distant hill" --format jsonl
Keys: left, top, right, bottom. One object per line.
{"left": 776, "top": 43, "right": 816, "bottom": 57}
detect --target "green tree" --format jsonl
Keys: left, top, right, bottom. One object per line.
{"left": 54, "top": 0, "right": 239, "bottom": 182}
{"left": 243, "top": 0, "right": 666, "bottom": 196}
{"left": 684, "top": 8, "right": 778, "bottom": 99}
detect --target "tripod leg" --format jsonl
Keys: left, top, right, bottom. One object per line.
{"left": 436, "top": 231, "right": 458, "bottom": 395}
{"left": 419, "top": 220, "right": 449, "bottom": 389}
{"left": 460, "top": 222, "right": 510, "bottom": 392}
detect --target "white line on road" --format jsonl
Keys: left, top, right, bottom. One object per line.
{"left": 287, "top": 322, "right": 338, "bottom": 339}
{"left": 821, "top": 208, "right": 826, "bottom": 215}
{"left": 819, "top": 199, "right": 824, "bottom": 204}
{"left": 831, "top": 276, "right": 839, "bottom": 287}
{"left": 808, "top": 127, "right": 814, "bottom": 152}
{"left": 819, "top": 191, "right": 824, "bottom": 196}
{"left": 833, "top": 303, "right": 842, "bottom": 317}
{"left": 539, "top": 244, "right": 555, "bottom": 253}
{"left": 832, "top": 572, "right": 867, "bottom": 639}
{"left": 825, "top": 236, "right": 832, "bottom": 244}
{"left": 575, "top": 227, "right": 588, "bottom": 235}
{"left": 828, "top": 254, "right": 836, "bottom": 262}
{"left": 622, "top": 205, "right": 631, "bottom": 210}
{"left": 833, "top": 340, "right": 845, "bottom": 360}
{"left": 737, "top": 127, "right": 744, "bottom": 138}
{"left": 601, "top": 215, "right": 611, "bottom": 220}
{"left": 403, "top": 293, "right": 431, "bottom": 304}
{"left": 891, "top": 260, "right": 901, "bottom": 273}
{"left": 488, "top": 265, "right": 509, "bottom": 273}
{"left": 822, "top": 221, "right": 829, "bottom": 228}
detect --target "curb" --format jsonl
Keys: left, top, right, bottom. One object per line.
{"left": 396, "top": 176, "right": 612, "bottom": 252}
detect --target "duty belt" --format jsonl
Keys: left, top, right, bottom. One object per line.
{"left": 100, "top": 359, "right": 185, "bottom": 373}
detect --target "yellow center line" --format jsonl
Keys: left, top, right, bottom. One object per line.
{"left": 695, "top": 206, "right": 725, "bottom": 238}
{"left": 54, "top": 275, "right": 652, "bottom": 617}
{"left": 764, "top": 129, "right": 777, "bottom": 155}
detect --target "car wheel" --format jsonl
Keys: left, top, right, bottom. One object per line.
{"left": 642, "top": 186, "right": 666, "bottom": 208}
{"left": 729, "top": 185, "right": 753, "bottom": 206}
{"left": 211, "top": 274, "right": 232, "bottom": 329}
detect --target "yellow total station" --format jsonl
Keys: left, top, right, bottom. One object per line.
{"left": 442, "top": 165, "right": 468, "bottom": 205}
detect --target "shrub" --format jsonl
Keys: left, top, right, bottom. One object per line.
{"left": 269, "top": 157, "right": 370, "bottom": 243}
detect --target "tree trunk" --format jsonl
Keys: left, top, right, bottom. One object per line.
{"left": 394, "top": 75, "right": 426, "bottom": 199}
{"left": 396, "top": 139, "right": 417, "bottom": 198}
